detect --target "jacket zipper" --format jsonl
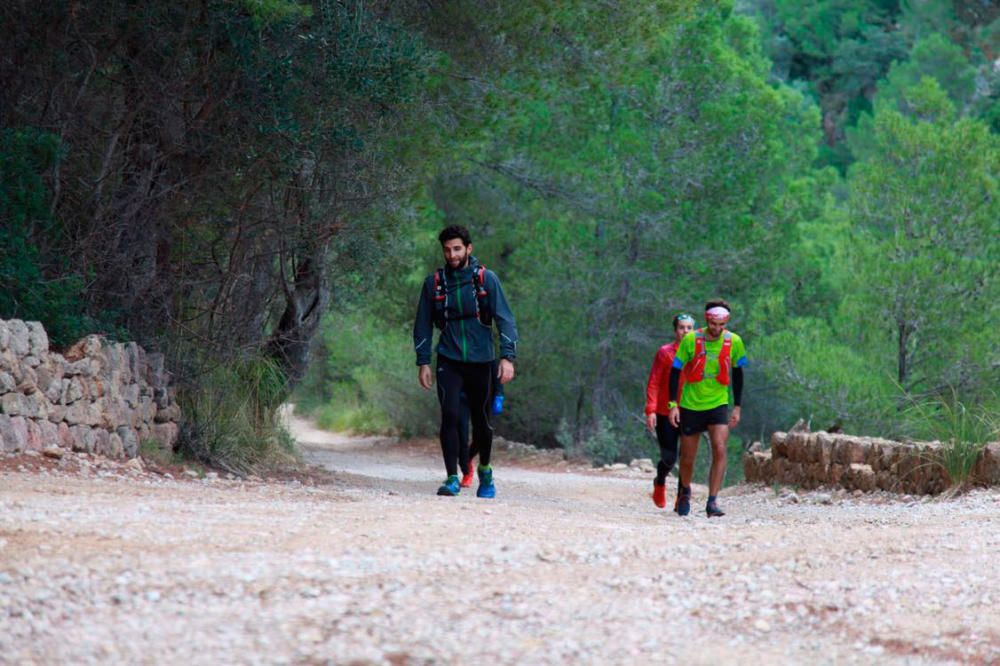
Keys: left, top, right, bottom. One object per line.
{"left": 457, "top": 274, "right": 467, "bottom": 361}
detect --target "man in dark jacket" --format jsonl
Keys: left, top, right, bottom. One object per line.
{"left": 413, "top": 225, "right": 518, "bottom": 497}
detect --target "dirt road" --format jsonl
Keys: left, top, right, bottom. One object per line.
{"left": 2, "top": 415, "right": 999, "bottom": 665}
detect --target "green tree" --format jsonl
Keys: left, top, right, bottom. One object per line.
{"left": 0, "top": 128, "right": 104, "bottom": 345}
{"left": 845, "top": 78, "right": 999, "bottom": 406}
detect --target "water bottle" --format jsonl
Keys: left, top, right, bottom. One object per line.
{"left": 492, "top": 393, "right": 504, "bottom": 415}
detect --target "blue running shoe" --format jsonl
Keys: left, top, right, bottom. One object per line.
{"left": 676, "top": 485, "right": 691, "bottom": 517}
{"left": 476, "top": 465, "right": 496, "bottom": 498}
{"left": 437, "top": 475, "right": 461, "bottom": 496}
{"left": 706, "top": 497, "right": 725, "bottom": 518}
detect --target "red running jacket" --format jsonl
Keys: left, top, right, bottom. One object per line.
{"left": 644, "top": 341, "right": 686, "bottom": 416}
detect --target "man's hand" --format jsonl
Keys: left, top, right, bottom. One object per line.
{"left": 418, "top": 364, "right": 433, "bottom": 390}
{"left": 498, "top": 358, "right": 515, "bottom": 384}
{"left": 669, "top": 406, "right": 681, "bottom": 428}
{"left": 645, "top": 413, "right": 657, "bottom": 433}
{"left": 729, "top": 405, "right": 742, "bottom": 429}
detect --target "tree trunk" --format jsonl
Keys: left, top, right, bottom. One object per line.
{"left": 265, "top": 247, "right": 330, "bottom": 390}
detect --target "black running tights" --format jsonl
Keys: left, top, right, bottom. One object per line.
{"left": 437, "top": 357, "right": 493, "bottom": 476}
{"left": 655, "top": 417, "right": 680, "bottom": 484}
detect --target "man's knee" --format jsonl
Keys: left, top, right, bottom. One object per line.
{"left": 441, "top": 406, "right": 462, "bottom": 426}
{"left": 711, "top": 441, "right": 727, "bottom": 460}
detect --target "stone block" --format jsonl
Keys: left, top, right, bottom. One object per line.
{"left": 829, "top": 463, "right": 845, "bottom": 485}
{"left": 70, "top": 425, "right": 96, "bottom": 453}
{"left": 0, "top": 350, "right": 14, "bottom": 373}
{"left": 0, "top": 371, "right": 15, "bottom": 394}
{"left": 783, "top": 461, "right": 806, "bottom": 485}
{"left": 6, "top": 320, "right": 30, "bottom": 357}
{"left": 88, "top": 377, "right": 106, "bottom": 399}
{"left": 25, "top": 418, "right": 43, "bottom": 450}
{"left": 834, "top": 437, "right": 868, "bottom": 465}
{"left": 35, "top": 361, "right": 62, "bottom": 395}
{"left": 972, "top": 443, "right": 1000, "bottom": 486}
{"left": 146, "top": 353, "right": 167, "bottom": 389}
{"left": 63, "top": 358, "right": 98, "bottom": 378}
{"left": 65, "top": 377, "right": 86, "bottom": 404}
{"left": 1, "top": 392, "right": 49, "bottom": 419}
{"left": 64, "top": 335, "right": 104, "bottom": 362}
{"left": 108, "top": 433, "right": 125, "bottom": 458}
{"left": 37, "top": 420, "right": 59, "bottom": 449}
{"left": 865, "top": 440, "right": 887, "bottom": 470}
{"left": 0, "top": 321, "right": 8, "bottom": 351}
{"left": 48, "top": 403, "right": 65, "bottom": 423}
{"left": 151, "top": 423, "right": 181, "bottom": 451}
{"left": 25, "top": 321, "right": 49, "bottom": 356}
{"left": 57, "top": 422, "right": 76, "bottom": 450}
{"left": 15, "top": 364, "right": 37, "bottom": 394}
{"left": 22, "top": 355, "right": 41, "bottom": 368}
{"left": 0, "top": 414, "right": 29, "bottom": 452}
{"left": 805, "top": 462, "right": 826, "bottom": 487}
{"left": 137, "top": 396, "right": 156, "bottom": 425}
{"left": 126, "top": 342, "right": 146, "bottom": 385}
{"left": 744, "top": 450, "right": 772, "bottom": 483}
{"left": 786, "top": 438, "right": 806, "bottom": 463}
{"left": 123, "top": 383, "right": 141, "bottom": 409}
{"left": 771, "top": 433, "right": 790, "bottom": 459}
{"left": 815, "top": 432, "right": 834, "bottom": 467}
{"left": 116, "top": 426, "right": 139, "bottom": 458}
{"left": 103, "top": 344, "right": 123, "bottom": 384}
{"left": 64, "top": 401, "right": 103, "bottom": 427}
{"left": 93, "top": 428, "right": 111, "bottom": 456}
{"left": 103, "top": 398, "right": 130, "bottom": 430}
{"left": 153, "top": 386, "right": 169, "bottom": 409}
{"left": 786, "top": 431, "right": 809, "bottom": 451}
{"left": 155, "top": 403, "right": 181, "bottom": 424}
{"left": 848, "top": 463, "right": 876, "bottom": 492}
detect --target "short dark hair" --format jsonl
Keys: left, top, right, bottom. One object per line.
{"left": 705, "top": 299, "right": 731, "bottom": 312}
{"left": 439, "top": 225, "right": 472, "bottom": 246}
{"left": 672, "top": 313, "right": 695, "bottom": 330}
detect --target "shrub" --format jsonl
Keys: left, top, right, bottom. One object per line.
{"left": 176, "top": 355, "right": 298, "bottom": 474}
{"left": 904, "top": 389, "right": 999, "bottom": 491}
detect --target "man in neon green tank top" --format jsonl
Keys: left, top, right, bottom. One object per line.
{"left": 667, "top": 299, "right": 748, "bottom": 517}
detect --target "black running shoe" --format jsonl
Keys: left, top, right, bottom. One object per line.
{"left": 676, "top": 485, "right": 691, "bottom": 517}
{"left": 706, "top": 498, "right": 725, "bottom": 517}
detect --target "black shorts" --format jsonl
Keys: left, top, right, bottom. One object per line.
{"left": 680, "top": 405, "right": 729, "bottom": 436}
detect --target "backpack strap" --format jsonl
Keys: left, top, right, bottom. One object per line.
{"left": 432, "top": 266, "right": 492, "bottom": 329}
{"left": 474, "top": 265, "right": 492, "bottom": 326}
{"left": 432, "top": 268, "right": 447, "bottom": 330}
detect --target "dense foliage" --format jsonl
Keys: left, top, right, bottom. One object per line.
{"left": 3, "top": 0, "right": 997, "bottom": 471}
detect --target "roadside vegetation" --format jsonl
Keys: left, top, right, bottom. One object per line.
{"left": 3, "top": 1, "right": 997, "bottom": 474}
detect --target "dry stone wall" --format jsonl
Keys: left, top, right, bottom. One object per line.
{"left": 0, "top": 319, "right": 180, "bottom": 458}
{"left": 744, "top": 426, "right": 1000, "bottom": 495}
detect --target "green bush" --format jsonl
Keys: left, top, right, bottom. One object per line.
{"left": 294, "top": 308, "right": 435, "bottom": 437}
{"left": 903, "top": 389, "right": 1000, "bottom": 490}
{"left": 0, "top": 128, "right": 114, "bottom": 345}
{"left": 177, "top": 355, "right": 298, "bottom": 474}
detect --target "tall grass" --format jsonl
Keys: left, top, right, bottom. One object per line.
{"left": 176, "top": 355, "right": 298, "bottom": 475}
{"left": 903, "top": 389, "right": 999, "bottom": 491}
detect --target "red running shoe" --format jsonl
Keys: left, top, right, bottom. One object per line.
{"left": 460, "top": 461, "right": 475, "bottom": 488}
{"left": 651, "top": 481, "right": 666, "bottom": 508}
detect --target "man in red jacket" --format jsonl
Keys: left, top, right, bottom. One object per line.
{"left": 644, "top": 313, "right": 695, "bottom": 509}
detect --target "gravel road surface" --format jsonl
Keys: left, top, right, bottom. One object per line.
{"left": 2, "top": 415, "right": 999, "bottom": 664}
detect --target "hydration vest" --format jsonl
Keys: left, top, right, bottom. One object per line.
{"left": 432, "top": 264, "right": 491, "bottom": 330}
{"left": 684, "top": 328, "right": 733, "bottom": 385}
